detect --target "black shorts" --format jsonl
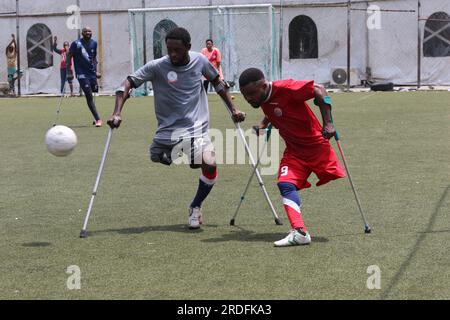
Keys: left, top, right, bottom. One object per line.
{"left": 149, "top": 135, "right": 214, "bottom": 167}
{"left": 78, "top": 77, "right": 98, "bottom": 93}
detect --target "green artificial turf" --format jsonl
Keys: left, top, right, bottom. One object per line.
{"left": 0, "top": 91, "right": 449, "bottom": 299}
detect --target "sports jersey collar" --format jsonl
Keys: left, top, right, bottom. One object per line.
{"left": 80, "top": 38, "right": 92, "bottom": 45}
{"left": 263, "top": 82, "right": 273, "bottom": 104}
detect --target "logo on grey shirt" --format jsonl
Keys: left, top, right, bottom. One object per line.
{"left": 167, "top": 71, "right": 178, "bottom": 83}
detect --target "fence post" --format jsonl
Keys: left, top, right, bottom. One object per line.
{"left": 347, "top": 0, "right": 351, "bottom": 92}
{"left": 16, "top": 0, "right": 21, "bottom": 96}
{"left": 417, "top": 0, "right": 421, "bottom": 89}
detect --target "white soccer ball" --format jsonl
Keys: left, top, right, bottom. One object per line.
{"left": 45, "top": 125, "right": 78, "bottom": 157}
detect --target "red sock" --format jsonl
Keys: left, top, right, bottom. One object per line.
{"left": 201, "top": 167, "right": 218, "bottom": 182}
{"left": 282, "top": 198, "right": 306, "bottom": 231}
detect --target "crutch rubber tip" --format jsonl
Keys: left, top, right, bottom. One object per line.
{"left": 275, "top": 218, "right": 283, "bottom": 225}
{"left": 230, "top": 219, "right": 235, "bottom": 226}
{"left": 364, "top": 226, "right": 371, "bottom": 234}
{"left": 79, "top": 230, "right": 88, "bottom": 238}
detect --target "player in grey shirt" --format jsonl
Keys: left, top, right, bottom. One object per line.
{"left": 107, "top": 27, "right": 245, "bottom": 230}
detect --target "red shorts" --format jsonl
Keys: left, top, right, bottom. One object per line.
{"left": 278, "top": 143, "right": 346, "bottom": 190}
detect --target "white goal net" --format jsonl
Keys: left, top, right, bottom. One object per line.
{"left": 129, "top": 4, "right": 280, "bottom": 95}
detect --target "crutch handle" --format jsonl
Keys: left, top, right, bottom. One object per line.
{"left": 266, "top": 123, "right": 273, "bottom": 141}
{"left": 252, "top": 123, "right": 273, "bottom": 139}
{"left": 252, "top": 125, "right": 262, "bottom": 136}
{"left": 333, "top": 127, "right": 341, "bottom": 141}
{"left": 329, "top": 113, "right": 341, "bottom": 141}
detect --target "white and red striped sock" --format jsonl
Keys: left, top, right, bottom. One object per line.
{"left": 282, "top": 197, "right": 306, "bottom": 231}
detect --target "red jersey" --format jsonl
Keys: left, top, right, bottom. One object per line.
{"left": 261, "top": 79, "right": 328, "bottom": 156}
{"left": 53, "top": 46, "right": 73, "bottom": 70}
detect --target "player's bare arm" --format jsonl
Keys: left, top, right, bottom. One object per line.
{"left": 313, "top": 83, "right": 335, "bottom": 140}
{"left": 211, "top": 76, "right": 245, "bottom": 123}
{"left": 6, "top": 35, "right": 16, "bottom": 54}
{"left": 107, "top": 78, "right": 133, "bottom": 129}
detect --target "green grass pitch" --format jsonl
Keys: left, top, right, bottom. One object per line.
{"left": 0, "top": 91, "right": 449, "bottom": 299}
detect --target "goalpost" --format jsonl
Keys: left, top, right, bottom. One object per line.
{"left": 128, "top": 4, "right": 280, "bottom": 95}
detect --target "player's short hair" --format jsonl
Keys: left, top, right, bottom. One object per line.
{"left": 166, "top": 27, "right": 191, "bottom": 46}
{"left": 206, "top": 39, "right": 213, "bottom": 44}
{"left": 239, "top": 68, "right": 266, "bottom": 88}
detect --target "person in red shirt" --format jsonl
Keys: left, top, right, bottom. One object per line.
{"left": 239, "top": 68, "right": 346, "bottom": 247}
{"left": 53, "top": 36, "right": 74, "bottom": 96}
{"left": 201, "top": 39, "right": 223, "bottom": 92}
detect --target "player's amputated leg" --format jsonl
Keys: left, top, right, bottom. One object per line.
{"left": 188, "top": 166, "right": 217, "bottom": 229}
{"left": 274, "top": 182, "right": 311, "bottom": 247}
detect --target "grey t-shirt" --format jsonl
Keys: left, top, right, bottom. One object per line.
{"left": 129, "top": 51, "right": 219, "bottom": 143}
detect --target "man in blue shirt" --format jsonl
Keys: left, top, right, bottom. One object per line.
{"left": 67, "top": 27, "right": 102, "bottom": 127}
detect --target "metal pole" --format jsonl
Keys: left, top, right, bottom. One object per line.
{"left": 77, "top": 0, "right": 81, "bottom": 96}
{"left": 76, "top": 0, "right": 81, "bottom": 39}
{"left": 335, "top": 139, "right": 371, "bottom": 233}
{"left": 129, "top": 11, "right": 136, "bottom": 73}
{"left": 16, "top": 0, "right": 21, "bottom": 96}
{"left": 331, "top": 115, "right": 371, "bottom": 234}
{"left": 233, "top": 122, "right": 281, "bottom": 225}
{"left": 208, "top": 0, "right": 213, "bottom": 39}
{"left": 278, "top": 0, "right": 284, "bottom": 79}
{"left": 142, "top": 0, "right": 148, "bottom": 95}
{"left": 142, "top": 0, "right": 147, "bottom": 64}
{"left": 365, "top": 1, "right": 370, "bottom": 85}
{"left": 129, "top": 4, "right": 273, "bottom": 13}
{"left": 230, "top": 125, "right": 280, "bottom": 226}
{"left": 52, "top": 82, "right": 67, "bottom": 127}
{"left": 268, "top": 5, "right": 273, "bottom": 80}
{"left": 97, "top": 12, "right": 103, "bottom": 89}
{"left": 346, "top": 0, "right": 351, "bottom": 92}
{"left": 222, "top": 103, "right": 281, "bottom": 224}
{"left": 80, "top": 128, "right": 113, "bottom": 238}
{"left": 226, "top": 9, "right": 232, "bottom": 84}
{"left": 417, "top": 0, "right": 421, "bottom": 89}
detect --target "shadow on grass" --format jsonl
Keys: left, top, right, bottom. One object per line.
{"left": 67, "top": 125, "right": 90, "bottom": 129}
{"left": 417, "top": 229, "right": 450, "bottom": 235}
{"left": 381, "top": 184, "right": 450, "bottom": 299}
{"left": 90, "top": 224, "right": 329, "bottom": 244}
{"left": 22, "top": 242, "right": 52, "bottom": 247}
{"left": 90, "top": 224, "right": 220, "bottom": 236}
{"left": 202, "top": 226, "right": 329, "bottom": 243}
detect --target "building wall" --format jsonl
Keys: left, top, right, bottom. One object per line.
{"left": 1, "top": 0, "right": 449, "bottom": 92}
